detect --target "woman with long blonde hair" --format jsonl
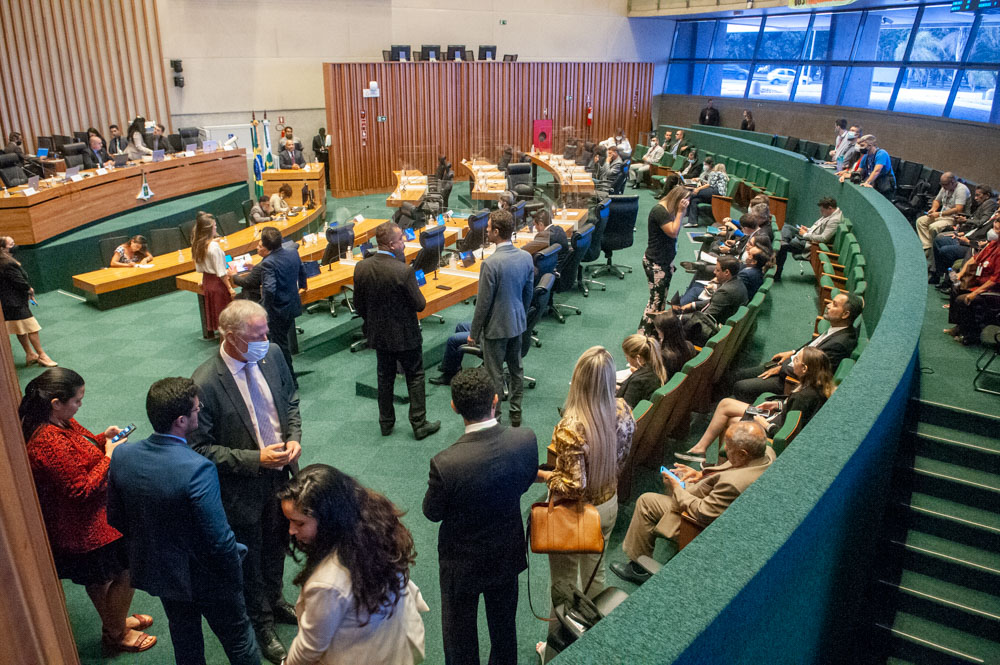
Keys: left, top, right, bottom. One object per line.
{"left": 616, "top": 334, "right": 666, "bottom": 408}
{"left": 537, "top": 347, "right": 635, "bottom": 608}
{"left": 191, "top": 211, "right": 234, "bottom": 336}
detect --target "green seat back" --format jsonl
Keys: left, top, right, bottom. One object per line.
{"left": 747, "top": 165, "right": 759, "bottom": 184}
{"left": 775, "top": 176, "right": 790, "bottom": 198}
{"left": 772, "top": 411, "right": 803, "bottom": 456}
{"left": 766, "top": 171, "right": 780, "bottom": 194}
{"left": 672, "top": 155, "right": 687, "bottom": 170}
{"left": 735, "top": 161, "right": 749, "bottom": 178}
{"left": 632, "top": 144, "right": 648, "bottom": 162}
{"left": 833, "top": 358, "right": 855, "bottom": 385}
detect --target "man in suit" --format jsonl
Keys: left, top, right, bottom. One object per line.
{"left": 190, "top": 300, "right": 303, "bottom": 664}
{"left": 520, "top": 207, "right": 569, "bottom": 256}
{"left": 311, "top": 128, "right": 329, "bottom": 174}
{"left": 674, "top": 257, "right": 748, "bottom": 345}
{"left": 281, "top": 126, "right": 303, "bottom": 151}
{"left": 83, "top": 134, "right": 112, "bottom": 169}
{"left": 233, "top": 260, "right": 264, "bottom": 304}
{"left": 731, "top": 291, "right": 863, "bottom": 403}
{"left": 353, "top": 221, "right": 441, "bottom": 440}
{"left": 258, "top": 227, "right": 307, "bottom": 374}
{"left": 107, "top": 377, "right": 259, "bottom": 665}
{"left": 597, "top": 145, "right": 624, "bottom": 194}
{"left": 629, "top": 136, "right": 664, "bottom": 189}
{"left": 108, "top": 124, "right": 128, "bottom": 155}
{"left": 423, "top": 367, "right": 538, "bottom": 665}
{"left": 279, "top": 139, "right": 305, "bottom": 170}
{"left": 149, "top": 123, "right": 174, "bottom": 153}
{"left": 698, "top": 98, "right": 721, "bottom": 126}
{"left": 775, "top": 197, "right": 843, "bottom": 280}
{"left": 469, "top": 209, "right": 535, "bottom": 427}
{"left": 611, "top": 421, "right": 774, "bottom": 585}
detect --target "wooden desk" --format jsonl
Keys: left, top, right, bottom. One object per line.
{"left": 387, "top": 170, "right": 426, "bottom": 207}
{"left": 528, "top": 152, "right": 595, "bottom": 195}
{"left": 458, "top": 160, "right": 506, "bottom": 201}
{"left": 1, "top": 149, "right": 250, "bottom": 245}
{"left": 72, "top": 201, "right": 326, "bottom": 306}
{"left": 263, "top": 163, "right": 326, "bottom": 198}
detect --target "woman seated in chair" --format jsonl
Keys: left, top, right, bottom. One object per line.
{"left": 945, "top": 215, "right": 1000, "bottom": 345}
{"left": 110, "top": 235, "right": 153, "bottom": 267}
{"left": 616, "top": 334, "right": 666, "bottom": 409}
{"left": 676, "top": 347, "right": 834, "bottom": 463}
{"left": 653, "top": 312, "right": 697, "bottom": 376}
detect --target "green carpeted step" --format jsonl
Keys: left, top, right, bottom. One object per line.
{"left": 877, "top": 611, "right": 998, "bottom": 664}
{"left": 886, "top": 658, "right": 917, "bottom": 665}
{"left": 879, "top": 570, "right": 1000, "bottom": 637}
{"left": 909, "top": 422, "right": 1000, "bottom": 474}
{"left": 911, "top": 399, "right": 1000, "bottom": 439}
{"left": 907, "top": 493, "right": 1000, "bottom": 536}
{"left": 894, "top": 529, "right": 1000, "bottom": 579}
{"left": 910, "top": 456, "right": 1000, "bottom": 511}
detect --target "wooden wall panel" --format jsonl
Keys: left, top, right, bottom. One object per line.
{"left": 0, "top": 0, "right": 172, "bottom": 153}
{"left": 323, "top": 62, "right": 654, "bottom": 197}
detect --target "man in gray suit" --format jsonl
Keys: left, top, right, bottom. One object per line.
{"left": 468, "top": 209, "right": 535, "bottom": 427}
{"left": 611, "top": 421, "right": 774, "bottom": 585}
{"left": 190, "top": 300, "right": 302, "bottom": 663}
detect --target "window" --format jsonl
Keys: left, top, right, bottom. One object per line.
{"left": 671, "top": 21, "right": 714, "bottom": 59}
{"left": 703, "top": 63, "right": 752, "bottom": 98}
{"left": 749, "top": 64, "right": 800, "bottom": 101}
{"left": 867, "top": 8, "right": 919, "bottom": 62}
{"left": 715, "top": 18, "right": 762, "bottom": 59}
{"left": 949, "top": 69, "right": 997, "bottom": 121}
{"left": 893, "top": 67, "right": 956, "bottom": 115}
{"left": 967, "top": 14, "right": 1000, "bottom": 64}
{"left": 912, "top": 5, "right": 974, "bottom": 63}
{"left": 805, "top": 14, "right": 833, "bottom": 62}
{"left": 760, "top": 15, "right": 810, "bottom": 60}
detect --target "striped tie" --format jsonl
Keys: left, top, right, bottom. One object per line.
{"left": 244, "top": 363, "right": 280, "bottom": 447}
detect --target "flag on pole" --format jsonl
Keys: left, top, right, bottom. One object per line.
{"left": 136, "top": 173, "right": 154, "bottom": 201}
{"left": 262, "top": 111, "right": 275, "bottom": 172}
{"left": 250, "top": 111, "right": 265, "bottom": 198}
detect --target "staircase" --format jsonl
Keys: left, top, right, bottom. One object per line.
{"left": 871, "top": 398, "right": 1000, "bottom": 664}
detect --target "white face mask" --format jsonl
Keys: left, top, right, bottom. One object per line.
{"left": 989, "top": 229, "right": 999, "bottom": 242}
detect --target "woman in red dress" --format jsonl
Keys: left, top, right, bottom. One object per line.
{"left": 20, "top": 368, "right": 156, "bottom": 654}
{"left": 191, "top": 211, "right": 235, "bottom": 336}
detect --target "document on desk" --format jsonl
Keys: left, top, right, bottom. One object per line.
{"left": 438, "top": 268, "right": 473, "bottom": 279}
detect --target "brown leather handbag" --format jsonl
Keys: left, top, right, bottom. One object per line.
{"left": 529, "top": 497, "right": 604, "bottom": 554}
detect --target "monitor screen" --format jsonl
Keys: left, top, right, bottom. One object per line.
{"left": 38, "top": 136, "right": 54, "bottom": 152}
{"left": 420, "top": 44, "right": 440, "bottom": 61}
{"left": 36, "top": 148, "right": 49, "bottom": 158}
{"left": 478, "top": 45, "right": 497, "bottom": 61}
{"left": 52, "top": 135, "right": 70, "bottom": 155}
{"left": 390, "top": 44, "right": 411, "bottom": 62}
{"left": 446, "top": 45, "right": 465, "bottom": 61}
{"left": 152, "top": 149, "right": 165, "bottom": 162}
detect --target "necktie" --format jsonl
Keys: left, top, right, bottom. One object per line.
{"left": 244, "top": 363, "right": 280, "bottom": 447}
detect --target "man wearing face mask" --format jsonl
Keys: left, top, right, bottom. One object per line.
{"left": 831, "top": 125, "right": 861, "bottom": 170}
{"left": 190, "top": 299, "right": 303, "bottom": 664}
{"left": 353, "top": 221, "right": 441, "bottom": 440}
{"left": 3, "top": 131, "right": 43, "bottom": 176}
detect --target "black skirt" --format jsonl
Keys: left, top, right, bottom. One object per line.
{"left": 53, "top": 537, "right": 129, "bottom": 587}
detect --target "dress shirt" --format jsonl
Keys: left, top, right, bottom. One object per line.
{"left": 643, "top": 144, "right": 664, "bottom": 164}
{"left": 219, "top": 345, "right": 282, "bottom": 449}
{"left": 786, "top": 325, "right": 849, "bottom": 371}
{"left": 464, "top": 418, "right": 498, "bottom": 435}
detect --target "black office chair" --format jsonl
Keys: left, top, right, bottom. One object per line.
{"left": 217, "top": 211, "right": 242, "bottom": 236}
{"left": 784, "top": 136, "right": 800, "bottom": 153}
{"left": 511, "top": 201, "right": 527, "bottom": 233}
{"left": 73, "top": 131, "right": 89, "bottom": 145}
{"left": 52, "top": 135, "right": 72, "bottom": 156}
{"left": 457, "top": 210, "right": 489, "bottom": 253}
{"left": 411, "top": 225, "right": 448, "bottom": 323}
{"left": 464, "top": 50, "right": 474, "bottom": 62}
{"left": 382, "top": 49, "right": 392, "bottom": 61}
{"left": 241, "top": 199, "right": 255, "bottom": 226}
{"left": 611, "top": 159, "right": 630, "bottom": 195}
{"left": 61, "top": 142, "right": 87, "bottom": 169}
{"left": 179, "top": 219, "right": 198, "bottom": 245}
{"left": 563, "top": 142, "right": 578, "bottom": 160}
{"left": 168, "top": 133, "right": 183, "bottom": 153}
{"left": 99, "top": 235, "right": 129, "bottom": 267}
{"left": 589, "top": 195, "right": 637, "bottom": 280}
{"left": 502, "top": 54, "right": 518, "bottom": 62}
{"left": 580, "top": 199, "right": 610, "bottom": 293}
{"left": 392, "top": 202, "right": 423, "bottom": 230}
{"left": 550, "top": 224, "right": 593, "bottom": 321}
{"left": 506, "top": 163, "right": 533, "bottom": 202}
{"left": 459, "top": 272, "right": 554, "bottom": 391}
{"left": 149, "top": 227, "right": 187, "bottom": 256}
{"left": 0, "top": 153, "right": 28, "bottom": 187}
{"left": 178, "top": 127, "right": 200, "bottom": 149}
{"left": 309, "top": 222, "right": 356, "bottom": 317}
{"left": 576, "top": 141, "right": 595, "bottom": 167}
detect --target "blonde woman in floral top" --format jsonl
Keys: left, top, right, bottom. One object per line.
{"left": 685, "top": 163, "right": 730, "bottom": 228}
{"left": 537, "top": 346, "right": 635, "bottom": 611}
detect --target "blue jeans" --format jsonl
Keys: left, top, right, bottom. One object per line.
{"left": 441, "top": 321, "right": 472, "bottom": 375}
{"left": 932, "top": 235, "right": 970, "bottom": 277}
{"left": 161, "top": 594, "right": 259, "bottom": 665}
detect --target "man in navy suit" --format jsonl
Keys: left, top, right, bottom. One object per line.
{"left": 107, "top": 377, "right": 259, "bottom": 665}
{"left": 278, "top": 139, "right": 305, "bottom": 169}
{"left": 258, "top": 227, "right": 307, "bottom": 374}
{"left": 469, "top": 209, "right": 535, "bottom": 426}
{"left": 423, "top": 367, "right": 538, "bottom": 665}
{"left": 150, "top": 123, "right": 175, "bottom": 154}
{"left": 190, "top": 300, "right": 303, "bottom": 664}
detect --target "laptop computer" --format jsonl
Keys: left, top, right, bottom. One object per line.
{"left": 63, "top": 166, "right": 80, "bottom": 181}
{"left": 185, "top": 143, "right": 197, "bottom": 153}
{"left": 202, "top": 140, "right": 218, "bottom": 153}
{"left": 113, "top": 154, "right": 129, "bottom": 167}
{"left": 152, "top": 149, "right": 165, "bottom": 162}
{"left": 27, "top": 176, "right": 40, "bottom": 190}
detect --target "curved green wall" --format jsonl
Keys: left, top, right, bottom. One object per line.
{"left": 558, "top": 128, "right": 926, "bottom": 663}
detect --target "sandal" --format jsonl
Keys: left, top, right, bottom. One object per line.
{"left": 127, "top": 614, "right": 154, "bottom": 630}
{"left": 103, "top": 631, "right": 157, "bottom": 654}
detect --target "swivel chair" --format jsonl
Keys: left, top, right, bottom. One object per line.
{"left": 410, "top": 225, "right": 447, "bottom": 323}
{"left": 61, "top": 142, "right": 87, "bottom": 169}
{"left": 178, "top": 127, "right": 201, "bottom": 149}
{"left": 611, "top": 159, "right": 630, "bottom": 195}
{"left": 392, "top": 201, "right": 422, "bottom": 230}
{"left": 576, "top": 142, "right": 595, "bottom": 167}
{"left": 506, "top": 163, "right": 533, "bottom": 202}
{"left": 580, "top": 199, "right": 610, "bottom": 293}
{"left": 457, "top": 210, "right": 489, "bottom": 253}
{"left": 241, "top": 199, "right": 255, "bottom": 227}
{"left": 168, "top": 133, "right": 183, "bottom": 153}
{"left": 550, "top": 224, "right": 594, "bottom": 322}
{"left": 0, "top": 153, "right": 28, "bottom": 187}
{"left": 216, "top": 211, "right": 243, "bottom": 236}
{"left": 511, "top": 201, "right": 527, "bottom": 233}
{"left": 533, "top": 244, "right": 561, "bottom": 286}
{"left": 98, "top": 236, "right": 129, "bottom": 267}
{"left": 73, "top": 131, "right": 89, "bottom": 145}
{"left": 179, "top": 219, "right": 198, "bottom": 245}
{"left": 309, "top": 221, "right": 356, "bottom": 317}
{"left": 563, "top": 142, "right": 578, "bottom": 160}
{"left": 149, "top": 227, "right": 186, "bottom": 256}
{"left": 589, "top": 195, "right": 637, "bottom": 280}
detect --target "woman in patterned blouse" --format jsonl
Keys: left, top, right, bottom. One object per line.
{"left": 537, "top": 347, "right": 635, "bottom": 610}
{"left": 684, "top": 163, "right": 730, "bottom": 228}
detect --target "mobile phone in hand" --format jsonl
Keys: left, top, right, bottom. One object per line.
{"left": 111, "top": 424, "right": 135, "bottom": 443}
{"left": 660, "top": 466, "right": 686, "bottom": 488}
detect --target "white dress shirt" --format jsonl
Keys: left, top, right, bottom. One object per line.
{"left": 464, "top": 418, "right": 498, "bottom": 434}
{"left": 219, "top": 345, "right": 282, "bottom": 449}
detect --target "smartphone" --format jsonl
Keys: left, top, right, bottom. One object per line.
{"left": 745, "top": 406, "right": 772, "bottom": 417}
{"left": 660, "top": 466, "right": 686, "bottom": 488}
{"left": 111, "top": 424, "right": 135, "bottom": 443}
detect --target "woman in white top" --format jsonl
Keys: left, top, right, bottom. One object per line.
{"left": 279, "top": 465, "right": 428, "bottom": 665}
{"left": 270, "top": 183, "right": 293, "bottom": 217}
{"left": 124, "top": 116, "right": 152, "bottom": 162}
{"left": 190, "top": 211, "right": 233, "bottom": 335}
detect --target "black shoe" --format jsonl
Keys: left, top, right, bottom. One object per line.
{"left": 429, "top": 372, "right": 454, "bottom": 386}
{"left": 773, "top": 274, "right": 782, "bottom": 282}
{"left": 610, "top": 561, "right": 651, "bottom": 585}
{"left": 928, "top": 272, "right": 939, "bottom": 284}
{"left": 413, "top": 420, "right": 441, "bottom": 440}
{"left": 272, "top": 599, "right": 298, "bottom": 625}
{"left": 256, "top": 628, "right": 286, "bottom": 664}
{"left": 510, "top": 414, "right": 522, "bottom": 428}
{"left": 380, "top": 424, "right": 394, "bottom": 437}
{"left": 792, "top": 253, "right": 810, "bottom": 262}
{"left": 680, "top": 261, "right": 697, "bottom": 272}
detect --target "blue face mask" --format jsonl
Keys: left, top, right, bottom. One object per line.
{"left": 237, "top": 335, "right": 269, "bottom": 363}
{"left": 846, "top": 132, "right": 857, "bottom": 140}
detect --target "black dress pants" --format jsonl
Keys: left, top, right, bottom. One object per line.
{"left": 440, "top": 571, "right": 519, "bottom": 665}
{"left": 375, "top": 346, "right": 427, "bottom": 430}
{"left": 161, "top": 594, "right": 259, "bottom": 665}
{"left": 228, "top": 470, "right": 288, "bottom": 634}
{"left": 731, "top": 363, "right": 786, "bottom": 403}
{"left": 267, "top": 312, "right": 295, "bottom": 375}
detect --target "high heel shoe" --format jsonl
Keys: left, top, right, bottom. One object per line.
{"left": 37, "top": 355, "right": 58, "bottom": 367}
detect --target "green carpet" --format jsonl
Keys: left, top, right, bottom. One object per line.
{"left": 17, "top": 178, "right": 820, "bottom": 664}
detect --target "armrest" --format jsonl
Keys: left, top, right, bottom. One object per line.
{"left": 636, "top": 555, "right": 662, "bottom": 576}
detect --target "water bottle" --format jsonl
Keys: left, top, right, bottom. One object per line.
{"left": 836, "top": 155, "right": 844, "bottom": 171}
{"left": 177, "top": 249, "right": 184, "bottom": 263}
{"left": 948, "top": 268, "right": 960, "bottom": 285}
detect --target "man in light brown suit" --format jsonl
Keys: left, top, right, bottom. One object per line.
{"left": 611, "top": 421, "right": 775, "bottom": 584}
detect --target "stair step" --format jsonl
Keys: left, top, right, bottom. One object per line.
{"left": 908, "top": 457, "right": 1000, "bottom": 513}
{"left": 893, "top": 530, "right": 1000, "bottom": 578}
{"left": 908, "top": 423, "right": 1000, "bottom": 474}
{"left": 892, "top": 495, "right": 1000, "bottom": 553}
{"left": 907, "top": 492, "right": 1000, "bottom": 536}
{"left": 877, "top": 611, "right": 997, "bottom": 664}
{"left": 912, "top": 422, "right": 1000, "bottom": 455}
{"left": 879, "top": 571, "right": 1000, "bottom": 641}
{"left": 909, "top": 399, "right": 1000, "bottom": 439}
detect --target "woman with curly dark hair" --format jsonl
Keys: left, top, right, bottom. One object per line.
{"left": 279, "top": 464, "right": 429, "bottom": 665}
